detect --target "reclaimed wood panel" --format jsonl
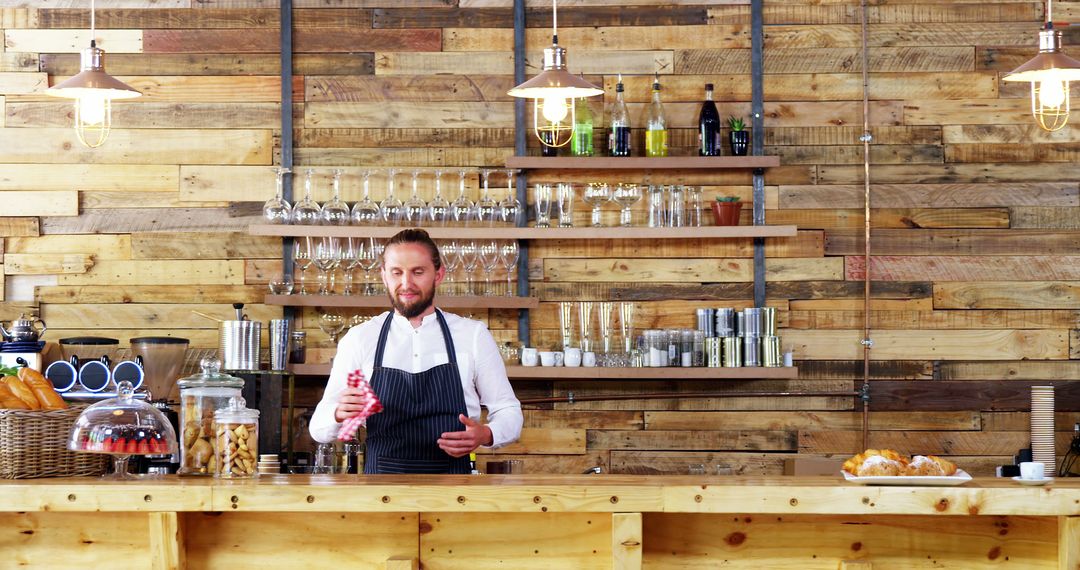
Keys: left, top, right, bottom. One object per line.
{"left": 935, "top": 282, "right": 1080, "bottom": 309}
{"left": 848, "top": 255, "right": 1080, "bottom": 282}
{"left": 786, "top": 309, "right": 1080, "bottom": 330}
{"left": 0, "top": 164, "right": 177, "bottom": 192}
{"left": 305, "top": 101, "right": 515, "bottom": 129}
{"left": 779, "top": 183, "right": 1079, "bottom": 209}
{"left": 763, "top": 22, "right": 1035, "bottom": 49}
{"left": 41, "top": 208, "right": 259, "bottom": 235}
{"left": 36, "top": 284, "right": 265, "bottom": 304}
{"left": 816, "top": 163, "right": 1080, "bottom": 185}
{"left": 422, "top": 513, "right": 611, "bottom": 569}
{"left": 552, "top": 380, "right": 853, "bottom": 412}
{"left": 0, "top": 128, "right": 271, "bottom": 165}
{"left": 36, "top": 8, "right": 283, "bottom": 29}
{"left": 131, "top": 232, "right": 279, "bottom": 260}
{"left": 6, "top": 235, "right": 130, "bottom": 259}
{"left": 0, "top": 71, "right": 46, "bottom": 94}
{"left": 939, "top": 360, "right": 1080, "bottom": 381}
{"left": 0, "top": 53, "right": 38, "bottom": 72}
{"left": 56, "top": 259, "right": 245, "bottom": 286}
{"left": 39, "top": 52, "right": 374, "bottom": 76}
{"left": 306, "top": 75, "right": 514, "bottom": 103}
{"left": 43, "top": 303, "right": 280, "bottom": 328}
{"left": 1010, "top": 207, "right": 1080, "bottom": 229}
{"left": 588, "top": 430, "right": 796, "bottom": 452}
{"left": 296, "top": 28, "right": 441, "bottom": 53}
{"left": 3, "top": 253, "right": 93, "bottom": 275}
{"left": 443, "top": 25, "right": 749, "bottom": 52}
{"left": 766, "top": 208, "right": 1011, "bottom": 229}
{"left": 826, "top": 229, "right": 1080, "bottom": 256}
{"left": 0, "top": 218, "right": 39, "bottom": 237}
{"left": 6, "top": 102, "right": 281, "bottom": 129}
{"left": 677, "top": 47, "right": 976, "bottom": 74}
{"left": 784, "top": 329, "right": 1070, "bottom": 360}
{"left": 4, "top": 29, "right": 143, "bottom": 53}
{"left": 544, "top": 257, "right": 844, "bottom": 282}
{"left": 644, "top": 411, "right": 980, "bottom": 432}
{"left": 0, "top": 190, "right": 78, "bottom": 216}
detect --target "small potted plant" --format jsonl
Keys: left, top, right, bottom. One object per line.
{"left": 712, "top": 196, "right": 742, "bottom": 226}
{"left": 728, "top": 116, "right": 749, "bottom": 156}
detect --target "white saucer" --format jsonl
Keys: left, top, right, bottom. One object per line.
{"left": 1012, "top": 476, "right": 1053, "bottom": 486}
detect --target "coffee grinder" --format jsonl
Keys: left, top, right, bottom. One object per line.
{"left": 129, "top": 337, "right": 189, "bottom": 474}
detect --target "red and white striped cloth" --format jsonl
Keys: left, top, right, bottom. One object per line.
{"left": 337, "top": 369, "right": 383, "bottom": 441}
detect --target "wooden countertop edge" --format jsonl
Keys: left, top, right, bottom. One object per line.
{"left": 2, "top": 475, "right": 1079, "bottom": 516}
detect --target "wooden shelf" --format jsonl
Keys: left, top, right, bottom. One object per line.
{"left": 265, "top": 294, "right": 539, "bottom": 309}
{"left": 250, "top": 225, "right": 797, "bottom": 240}
{"left": 289, "top": 363, "right": 797, "bottom": 380}
{"left": 506, "top": 156, "right": 781, "bottom": 170}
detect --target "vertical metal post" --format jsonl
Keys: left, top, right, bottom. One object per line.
{"left": 280, "top": 0, "right": 295, "bottom": 321}
{"left": 513, "top": 0, "right": 530, "bottom": 346}
{"left": 750, "top": 0, "right": 766, "bottom": 308}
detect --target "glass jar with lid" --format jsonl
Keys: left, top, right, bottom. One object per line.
{"left": 213, "top": 396, "right": 259, "bottom": 478}
{"left": 177, "top": 358, "right": 244, "bottom": 476}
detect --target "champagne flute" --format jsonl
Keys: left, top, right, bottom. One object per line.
{"left": 404, "top": 169, "right": 428, "bottom": 225}
{"left": 380, "top": 168, "right": 403, "bottom": 225}
{"left": 351, "top": 169, "right": 381, "bottom": 225}
{"left": 313, "top": 237, "right": 341, "bottom": 295}
{"left": 475, "top": 169, "right": 498, "bottom": 226}
{"left": 428, "top": 169, "right": 451, "bottom": 225}
{"left": 459, "top": 240, "right": 479, "bottom": 295}
{"left": 321, "top": 169, "right": 351, "bottom": 225}
{"left": 583, "top": 182, "right": 612, "bottom": 227}
{"left": 612, "top": 183, "right": 642, "bottom": 227}
{"left": 499, "top": 240, "right": 520, "bottom": 296}
{"left": 262, "top": 167, "right": 292, "bottom": 224}
{"left": 293, "top": 237, "right": 313, "bottom": 295}
{"left": 451, "top": 169, "right": 475, "bottom": 226}
{"left": 478, "top": 240, "right": 500, "bottom": 296}
{"left": 499, "top": 169, "right": 521, "bottom": 227}
{"left": 291, "top": 169, "right": 322, "bottom": 225}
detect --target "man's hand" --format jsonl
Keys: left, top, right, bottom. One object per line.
{"left": 438, "top": 414, "right": 493, "bottom": 458}
{"left": 334, "top": 387, "right": 371, "bottom": 422}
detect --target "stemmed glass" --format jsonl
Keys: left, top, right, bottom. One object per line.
{"left": 459, "top": 240, "right": 479, "bottom": 295}
{"left": 441, "top": 240, "right": 461, "bottom": 296}
{"left": 313, "top": 237, "right": 341, "bottom": 295}
{"left": 428, "top": 169, "right": 451, "bottom": 225}
{"left": 578, "top": 301, "right": 594, "bottom": 353}
{"left": 293, "top": 237, "right": 313, "bottom": 295}
{"left": 357, "top": 238, "right": 381, "bottom": 295}
{"left": 451, "top": 169, "right": 475, "bottom": 226}
{"left": 321, "top": 169, "right": 351, "bottom": 225}
{"left": 478, "top": 240, "right": 501, "bottom": 296}
{"left": 291, "top": 169, "right": 322, "bottom": 225}
{"left": 583, "top": 183, "right": 612, "bottom": 227}
{"left": 534, "top": 184, "right": 553, "bottom": 228}
{"left": 351, "top": 169, "right": 381, "bottom": 225}
{"left": 475, "top": 170, "right": 498, "bottom": 226}
{"left": 613, "top": 183, "right": 642, "bottom": 227}
{"left": 404, "top": 169, "right": 428, "bottom": 225}
{"left": 318, "top": 312, "right": 346, "bottom": 346}
{"left": 499, "top": 169, "right": 521, "bottom": 227}
{"left": 263, "top": 167, "right": 292, "bottom": 224}
{"left": 340, "top": 238, "right": 360, "bottom": 295}
{"left": 499, "top": 240, "right": 519, "bottom": 296}
{"left": 380, "top": 168, "right": 403, "bottom": 225}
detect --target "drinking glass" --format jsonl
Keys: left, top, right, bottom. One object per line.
{"left": 340, "top": 238, "right": 360, "bottom": 295}
{"left": 499, "top": 169, "right": 521, "bottom": 227}
{"left": 612, "top": 183, "right": 642, "bottom": 227}
{"left": 404, "top": 169, "right": 428, "bottom": 225}
{"left": 293, "top": 237, "right": 313, "bottom": 295}
{"left": 647, "top": 185, "right": 665, "bottom": 228}
{"left": 268, "top": 273, "right": 294, "bottom": 295}
{"left": 451, "top": 169, "right": 475, "bottom": 226}
{"left": 441, "top": 240, "right": 461, "bottom": 296}
{"left": 475, "top": 170, "right": 499, "bottom": 226}
{"left": 668, "top": 184, "right": 685, "bottom": 227}
{"left": 380, "top": 168, "right": 403, "bottom": 225}
{"left": 459, "top": 240, "right": 479, "bottom": 295}
{"left": 582, "top": 183, "right": 612, "bottom": 227}
{"left": 686, "top": 186, "right": 702, "bottom": 227}
{"left": 313, "top": 237, "right": 341, "bottom": 295}
{"left": 351, "top": 169, "right": 381, "bottom": 225}
{"left": 263, "top": 167, "right": 292, "bottom": 224}
{"left": 318, "top": 312, "right": 346, "bottom": 345}
{"left": 500, "top": 240, "right": 520, "bottom": 296}
{"left": 321, "top": 169, "right": 351, "bottom": 226}
{"left": 598, "top": 301, "right": 615, "bottom": 354}
{"left": 428, "top": 169, "right": 451, "bottom": 225}
{"left": 558, "top": 301, "right": 574, "bottom": 350}
{"left": 578, "top": 301, "right": 594, "bottom": 352}
{"left": 357, "top": 237, "right": 381, "bottom": 295}
{"left": 313, "top": 442, "right": 335, "bottom": 474}
{"left": 619, "top": 302, "right": 636, "bottom": 353}
{"left": 478, "top": 240, "right": 500, "bottom": 296}
{"left": 556, "top": 183, "right": 575, "bottom": 227}
{"left": 291, "top": 169, "right": 322, "bottom": 225}
{"left": 533, "top": 184, "right": 553, "bottom": 228}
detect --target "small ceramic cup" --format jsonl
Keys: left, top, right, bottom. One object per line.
{"left": 539, "top": 351, "right": 556, "bottom": 367}
{"left": 521, "top": 347, "right": 539, "bottom": 367}
{"left": 1019, "top": 461, "right": 1045, "bottom": 480}
{"left": 553, "top": 351, "right": 564, "bottom": 367}
{"left": 564, "top": 347, "right": 582, "bottom": 367}
{"left": 582, "top": 351, "right": 597, "bottom": 367}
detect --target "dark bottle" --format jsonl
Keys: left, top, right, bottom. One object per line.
{"left": 698, "top": 83, "right": 721, "bottom": 156}
{"left": 540, "top": 130, "right": 558, "bottom": 157}
{"left": 608, "top": 74, "right": 631, "bottom": 157}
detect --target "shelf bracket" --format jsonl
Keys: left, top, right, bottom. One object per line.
{"left": 513, "top": 0, "right": 531, "bottom": 346}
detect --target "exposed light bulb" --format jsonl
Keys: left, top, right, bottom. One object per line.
{"left": 541, "top": 97, "right": 569, "bottom": 123}
{"left": 78, "top": 94, "right": 108, "bottom": 126}
{"left": 1039, "top": 78, "right": 1067, "bottom": 109}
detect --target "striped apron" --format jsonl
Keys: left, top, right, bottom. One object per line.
{"left": 364, "top": 309, "right": 471, "bottom": 474}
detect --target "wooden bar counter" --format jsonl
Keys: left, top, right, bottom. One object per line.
{"left": 2, "top": 475, "right": 1078, "bottom": 569}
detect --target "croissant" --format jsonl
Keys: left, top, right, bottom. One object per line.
{"left": 905, "top": 455, "right": 957, "bottom": 477}
{"left": 842, "top": 449, "right": 908, "bottom": 477}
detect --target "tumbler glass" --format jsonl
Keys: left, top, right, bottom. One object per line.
{"left": 556, "top": 183, "right": 575, "bottom": 228}
{"left": 534, "top": 184, "right": 553, "bottom": 228}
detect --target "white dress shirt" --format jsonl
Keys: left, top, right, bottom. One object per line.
{"left": 309, "top": 309, "right": 523, "bottom": 448}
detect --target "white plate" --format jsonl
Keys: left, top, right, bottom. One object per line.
{"left": 1012, "top": 476, "right": 1053, "bottom": 486}
{"left": 842, "top": 469, "right": 972, "bottom": 486}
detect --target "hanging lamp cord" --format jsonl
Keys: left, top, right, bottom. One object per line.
{"left": 552, "top": 0, "right": 558, "bottom": 43}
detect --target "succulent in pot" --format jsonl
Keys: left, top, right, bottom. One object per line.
{"left": 712, "top": 196, "right": 742, "bottom": 226}
{"left": 727, "top": 116, "right": 749, "bottom": 156}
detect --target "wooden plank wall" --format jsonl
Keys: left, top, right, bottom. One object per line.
{"left": 2, "top": 0, "right": 1079, "bottom": 476}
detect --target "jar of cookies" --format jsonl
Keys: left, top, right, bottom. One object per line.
{"left": 177, "top": 359, "right": 244, "bottom": 476}
{"left": 213, "top": 396, "right": 259, "bottom": 478}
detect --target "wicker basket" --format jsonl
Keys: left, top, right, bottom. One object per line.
{"left": 0, "top": 405, "right": 108, "bottom": 479}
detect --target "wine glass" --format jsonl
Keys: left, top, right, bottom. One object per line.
{"left": 441, "top": 240, "right": 461, "bottom": 296}
{"left": 321, "top": 169, "right": 351, "bottom": 226}
{"left": 459, "top": 240, "right": 479, "bottom": 295}
{"left": 313, "top": 237, "right": 341, "bottom": 295}
{"left": 318, "top": 312, "right": 346, "bottom": 345}
{"left": 478, "top": 240, "right": 500, "bottom": 296}
{"left": 357, "top": 237, "right": 381, "bottom": 295}
{"left": 475, "top": 169, "right": 498, "bottom": 226}
{"left": 351, "top": 169, "right": 381, "bottom": 225}
{"left": 451, "top": 169, "right": 475, "bottom": 226}
{"left": 499, "top": 169, "right": 521, "bottom": 227}
{"left": 499, "top": 240, "right": 519, "bottom": 296}
{"left": 293, "top": 237, "right": 313, "bottom": 295}
{"left": 262, "top": 167, "right": 292, "bottom": 224}
{"left": 340, "top": 238, "right": 360, "bottom": 295}
{"left": 428, "top": 169, "right": 451, "bottom": 225}
{"left": 583, "top": 182, "right": 612, "bottom": 227}
{"left": 613, "top": 183, "right": 642, "bottom": 227}
{"left": 380, "top": 168, "right": 403, "bottom": 225}
{"left": 404, "top": 169, "right": 428, "bottom": 225}
{"left": 291, "top": 169, "right": 322, "bottom": 225}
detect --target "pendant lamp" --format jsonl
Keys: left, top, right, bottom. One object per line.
{"left": 507, "top": 0, "right": 603, "bottom": 148}
{"left": 1002, "top": 0, "right": 1080, "bottom": 131}
{"left": 44, "top": 0, "right": 141, "bottom": 148}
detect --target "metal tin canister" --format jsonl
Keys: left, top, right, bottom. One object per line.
{"left": 715, "top": 308, "right": 735, "bottom": 337}
{"left": 743, "top": 308, "right": 763, "bottom": 337}
{"left": 762, "top": 335, "right": 782, "bottom": 367}
{"left": 696, "top": 308, "right": 715, "bottom": 337}
{"left": 762, "top": 307, "right": 777, "bottom": 336}
{"left": 743, "top": 335, "right": 761, "bottom": 367}
{"left": 735, "top": 311, "right": 745, "bottom": 337}
{"left": 706, "top": 337, "right": 722, "bottom": 367}
{"left": 722, "top": 337, "right": 743, "bottom": 367}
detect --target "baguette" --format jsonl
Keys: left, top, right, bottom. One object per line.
{"left": 19, "top": 367, "right": 66, "bottom": 410}
{"left": 1, "top": 375, "right": 39, "bottom": 410}
{"left": 0, "top": 382, "right": 30, "bottom": 410}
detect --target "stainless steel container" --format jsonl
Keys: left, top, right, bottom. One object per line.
{"left": 220, "top": 320, "right": 261, "bottom": 371}
{"left": 715, "top": 308, "right": 735, "bottom": 337}
{"left": 736, "top": 311, "right": 745, "bottom": 337}
{"left": 762, "top": 335, "right": 782, "bottom": 367}
{"left": 706, "top": 337, "right": 722, "bottom": 367}
{"left": 269, "top": 319, "right": 291, "bottom": 371}
{"left": 762, "top": 307, "right": 777, "bottom": 336}
{"left": 743, "top": 335, "right": 761, "bottom": 367}
{"left": 696, "top": 308, "right": 715, "bottom": 337}
{"left": 722, "top": 337, "right": 742, "bottom": 367}
{"left": 743, "top": 308, "right": 763, "bottom": 337}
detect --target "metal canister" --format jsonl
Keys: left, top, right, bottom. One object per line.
{"left": 743, "top": 308, "right": 763, "bottom": 337}
{"left": 743, "top": 335, "right": 761, "bottom": 367}
{"left": 762, "top": 307, "right": 777, "bottom": 336}
{"left": 715, "top": 308, "right": 735, "bottom": 337}
{"left": 706, "top": 337, "right": 722, "bottom": 367}
{"left": 735, "top": 311, "right": 745, "bottom": 337}
{"left": 696, "top": 308, "right": 715, "bottom": 338}
{"left": 762, "top": 335, "right": 782, "bottom": 367}
{"left": 722, "top": 337, "right": 742, "bottom": 367}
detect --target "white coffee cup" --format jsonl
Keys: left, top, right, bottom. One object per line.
{"left": 539, "top": 351, "right": 556, "bottom": 366}
{"left": 564, "top": 348, "right": 582, "bottom": 367}
{"left": 521, "top": 347, "right": 539, "bottom": 367}
{"left": 553, "top": 351, "right": 564, "bottom": 367}
{"left": 582, "top": 351, "right": 597, "bottom": 367}
{"left": 1019, "top": 461, "right": 1045, "bottom": 480}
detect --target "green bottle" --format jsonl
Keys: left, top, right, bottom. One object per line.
{"left": 571, "top": 97, "right": 594, "bottom": 156}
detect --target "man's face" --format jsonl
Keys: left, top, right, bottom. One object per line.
{"left": 381, "top": 242, "right": 445, "bottom": 319}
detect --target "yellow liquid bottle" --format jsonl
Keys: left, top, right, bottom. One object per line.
{"left": 645, "top": 76, "right": 668, "bottom": 157}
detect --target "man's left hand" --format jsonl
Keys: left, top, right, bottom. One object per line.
{"left": 438, "top": 414, "right": 494, "bottom": 457}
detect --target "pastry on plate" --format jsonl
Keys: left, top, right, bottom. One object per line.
{"left": 843, "top": 449, "right": 907, "bottom": 477}
{"left": 904, "top": 455, "right": 957, "bottom": 477}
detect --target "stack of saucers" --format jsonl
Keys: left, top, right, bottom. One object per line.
{"left": 257, "top": 454, "right": 280, "bottom": 475}
{"left": 1031, "top": 386, "right": 1056, "bottom": 467}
